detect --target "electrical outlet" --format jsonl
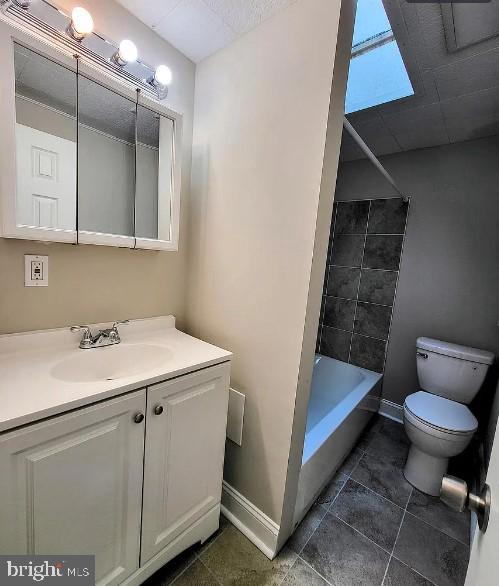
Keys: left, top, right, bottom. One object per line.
{"left": 25, "top": 255, "right": 49, "bottom": 287}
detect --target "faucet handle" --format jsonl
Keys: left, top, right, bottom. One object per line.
{"left": 70, "top": 325, "right": 91, "bottom": 336}
{"left": 70, "top": 325, "right": 94, "bottom": 348}
{"left": 112, "top": 319, "right": 130, "bottom": 330}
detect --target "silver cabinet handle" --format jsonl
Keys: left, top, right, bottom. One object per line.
{"left": 133, "top": 412, "right": 145, "bottom": 424}
{"left": 153, "top": 404, "right": 164, "bottom": 416}
{"left": 440, "top": 475, "right": 491, "bottom": 532}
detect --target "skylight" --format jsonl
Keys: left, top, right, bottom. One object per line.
{"left": 345, "top": 0, "right": 414, "bottom": 114}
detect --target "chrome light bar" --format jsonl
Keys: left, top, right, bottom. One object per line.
{"left": 0, "top": 0, "right": 171, "bottom": 100}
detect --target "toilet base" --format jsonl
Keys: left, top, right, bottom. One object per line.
{"left": 404, "top": 444, "right": 448, "bottom": 496}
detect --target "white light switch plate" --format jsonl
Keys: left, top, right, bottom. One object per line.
{"left": 25, "top": 255, "right": 49, "bottom": 287}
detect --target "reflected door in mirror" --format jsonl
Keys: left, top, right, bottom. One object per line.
{"left": 14, "top": 44, "right": 77, "bottom": 230}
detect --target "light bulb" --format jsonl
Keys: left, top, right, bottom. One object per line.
{"left": 117, "top": 39, "right": 138, "bottom": 64}
{"left": 67, "top": 7, "right": 94, "bottom": 41}
{"left": 154, "top": 65, "right": 172, "bottom": 87}
{"left": 111, "top": 39, "right": 138, "bottom": 67}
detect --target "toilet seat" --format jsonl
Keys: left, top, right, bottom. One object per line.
{"left": 404, "top": 391, "right": 477, "bottom": 436}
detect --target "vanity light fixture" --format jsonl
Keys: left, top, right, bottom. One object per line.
{"left": 148, "top": 65, "right": 172, "bottom": 99}
{"left": 67, "top": 6, "right": 94, "bottom": 41}
{"left": 112, "top": 39, "right": 138, "bottom": 67}
{"left": 3, "top": 0, "right": 171, "bottom": 100}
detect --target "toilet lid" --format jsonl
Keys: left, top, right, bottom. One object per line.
{"left": 405, "top": 391, "right": 478, "bottom": 433}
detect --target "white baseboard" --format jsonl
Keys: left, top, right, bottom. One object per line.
{"left": 221, "top": 481, "right": 280, "bottom": 560}
{"left": 379, "top": 399, "right": 403, "bottom": 423}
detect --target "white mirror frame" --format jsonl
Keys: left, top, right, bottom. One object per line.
{"left": 0, "top": 20, "right": 183, "bottom": 252}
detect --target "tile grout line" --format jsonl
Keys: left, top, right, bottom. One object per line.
{"left": 347, "top": 199, "right": 371, "bottom": 363}
{"left": 168, "top": 556, "right": 199, "bottom": 586}
{"left": 295, "top": 471, "right": 350, "bottom": 558}
{"left": 320, "top": 323, "right": 390, "bottom": 344}
{"left": 324, "top": 293, "right": 395, "bottom": 309}
{"left": 198, "top": 557, "right": 223, "bottom": 585}
{"left": 295, "top": 556, "right": 335, "bottom": 586}
{"left": 194, "top": 523, "right": 229, "bottom": 561}
{"left": 328, "top": 263, "right": 400, "bottom": 273}
{"left": 389, "top": 554, "right": 440, "bottom": 586}
{"left": 381, "top": 198, "right": 410, "bottom": 372}
{"left": 329, "top": 511, "right": 394, "bottom": 556}
{"left": 381, "top": 486, "right": 413, "bottom": 586}
{"left": 403, "top": 509, "right": 471, "bottom": 547}
{"left": 168, "top": 523, "right": 229, "bottom": 586}
{"left": 344, "top": 474, "right": 407, "bottom": 512}
{"left": 319, "top": 203, "right": 339, "bottom": 354}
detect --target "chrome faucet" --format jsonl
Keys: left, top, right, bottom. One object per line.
{"left": 70, "top": 320, "right": 130, "bottom": 349}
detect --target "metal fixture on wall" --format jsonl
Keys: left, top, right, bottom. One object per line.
{"left": 0, "top": 0, "right": 172, "bottom": 99}
{"left": 112, "top": 39, "right": 138, "bottom": 67}
{"left": 343, "top": 117, "right": 409, "bottom": 203}
{"left": 148, "top": 65, "right": 173, "bottom": 100}
{"left": 66, "top": 6, "right": 93, "bottom": 41}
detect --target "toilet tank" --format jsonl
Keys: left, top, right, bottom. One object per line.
{"left": 416, "top": 337, "right": 494, "bottom": 404}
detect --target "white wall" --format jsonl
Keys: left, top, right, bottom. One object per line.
{"left": 186, "top": 0, "right": 346, "bottom": 525}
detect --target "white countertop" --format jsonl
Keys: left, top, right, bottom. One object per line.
{"left": 0, "top": 316, "right": 231, "bottom": 433}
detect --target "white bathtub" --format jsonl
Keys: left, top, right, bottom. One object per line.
{"left": 294, "top": 355, "right": 382, "bottom": 526}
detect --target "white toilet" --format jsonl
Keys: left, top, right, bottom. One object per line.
{"left": 403, "top": 337, "right": 494, "bottom": 496}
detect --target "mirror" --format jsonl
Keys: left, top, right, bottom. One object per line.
{"left": 6, "top": 40, "right": 181, "bottom": 249}
{"left": 14, "top": 43, "right": 77, "bottom": 231}
{"left": 135, "top": 105, "right": 174, "bottom": 241}
{"left": 77, "top": 76, "right": 136, "bottom": 238}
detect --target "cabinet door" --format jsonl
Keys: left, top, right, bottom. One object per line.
{"left": 141, "top": 364, "right": 230, "bottom": 563}
{"left": 0, "top": 390, "right": 146, "bottom": 586}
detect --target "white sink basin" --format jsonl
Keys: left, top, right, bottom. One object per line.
{"left": 51, "top": 344, "right": 172, "bottom": 383}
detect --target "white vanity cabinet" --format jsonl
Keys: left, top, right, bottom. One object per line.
{"left": 0, "top": 362, "right": 230, "bottom": 586}
{"left": 141, "top": 364, "right": 230, "bottom": 563}
{"left": 0, "top": 390, "right": 146, "bottom": 586}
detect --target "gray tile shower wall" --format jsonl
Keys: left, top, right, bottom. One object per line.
{"left": 317, "top": 198, "right": 409, "bottom": 373}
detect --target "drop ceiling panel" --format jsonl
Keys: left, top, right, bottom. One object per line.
{"left": 349, "top": 112, "right": 402, "bottom": 157}
{"left": 441, "top": 86, "right": 499, "bottom": 143}
{"left": 153, "top": 0, "right": 236, "bottom": 62}
{"left": 116, "top": 0, "right": 297, "bottom": 62}
{"left": 433, "top": 48, "right": 499, "bottom": 101}
{"left": 203, "top": 0, "right": 294, "bottom": 34}
{"left": 381, "top": 103, "right": 449, "bottom": 151}
{"left": 118, "top": 0, "right": 183, "bottom": 28}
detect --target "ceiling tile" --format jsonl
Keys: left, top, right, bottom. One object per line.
{"left": 441, "top": 86, "right": 499, "bottom": 143}
{"left": 118, "top": 0, "right": 182, "bottom": 28}
{"left": 347, "top": 113, "right": 402, "bottom": 158}
{"left": 203, "top": 0, "right": 296, "bottom": 34}
{"left": 433, "top": 48, "right": 499, "bottom": 101}
{"left": 154, "top": 0, "right": 236, "bottom": 62}
{"left": 381, "top": 103, "right": 449, "bottom": 151}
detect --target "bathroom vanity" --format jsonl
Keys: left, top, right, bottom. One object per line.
{"left": 0, "top": 316, "right": 231, "bottom": 586}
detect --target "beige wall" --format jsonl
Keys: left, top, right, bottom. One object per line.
{"left": 0, "top": 0, "right": 195, "bottom": 335}
{"left": 186, "top": 0, "right": 345, "bottom": 523}
{"left": 278, "top": 0, "right": 355, "bottom": 545}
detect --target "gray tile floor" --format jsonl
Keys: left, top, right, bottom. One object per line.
{"left": 144, "top": 416, "right": 471, "bottom": 586}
